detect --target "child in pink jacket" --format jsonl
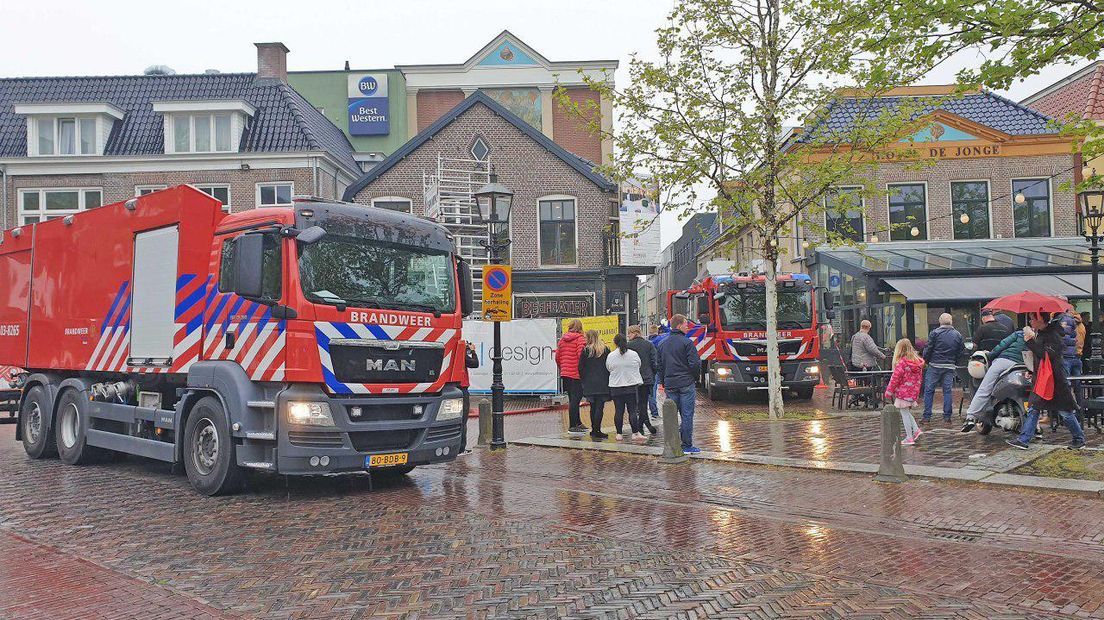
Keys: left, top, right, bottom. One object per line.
{"left": 884, "top": 338, "right": 925, "bottom": 445}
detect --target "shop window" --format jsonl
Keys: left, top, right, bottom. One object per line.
{"left": 539, "top": 196, "right": 577, "bottom": 266}
{"left": 18, "top": 188, "right": 102, "bottom": 224}
{"left": 824, "top": 186, "right": 864, "bottom": 243}
{"left": 951, "top": 181, "right": 990, "bottom": 240}
{"left": 1012, "top": 178, "right": 1051, "bottom": 238}
{"left": 887, "top": 183, "right": 927, "bottom": 240}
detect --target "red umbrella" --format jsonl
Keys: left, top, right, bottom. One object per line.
{"left": 983, "top": 291, "right": 1073, "bottom": 315}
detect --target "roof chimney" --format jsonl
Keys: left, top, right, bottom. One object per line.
{"left": 255, "top": 42, "right": 289, "bottom": 82}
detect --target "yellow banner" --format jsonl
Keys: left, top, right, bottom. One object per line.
{"left": 561, "top": 315, "right": 620, "bottom": 349}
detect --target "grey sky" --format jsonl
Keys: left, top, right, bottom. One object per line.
{"left": 0, "top": 0, "right": 1092, "bottom": 246}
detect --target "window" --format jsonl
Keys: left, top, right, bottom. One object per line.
{"left": 371, "top": 197, "right": 412, "bottom": 213}
{"left": 823, "top": 186, "right": 864, "bottom": 242}
{"left": 34, "top": 117, "right": 97, "bottom": 156}
{"left": 195, "top": 184, "right": 232, "bottom": 212}
{"left": 218, "top": 233, "right": 282, "bottom": 301}
{"left": 951, "top": 181, "right": 990, "bottom": 240}
{"left": 1012, "top": 178, "right": 1051, "bottom": 238}
{"left": 539, "top": 197, "right": 577, "bottom": 266}
{"left": 257, "top": 182, "right": 293, "bottom": 207}
{"left": 172, "top": 114, "right": 233, "bottom": 153}
{"left": 470, "top": 137, "right": 490, "bottom": 161}
{"left": 135, "top": 185, "right": 168, "bottom": 196}
{"left": 18, "top": 188, "right": 102, "bottom": 224}
{"left": 887, "top": 183, "right": 927, "bottom": 241}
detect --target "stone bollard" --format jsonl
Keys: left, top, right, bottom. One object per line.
{"left": 874, "top": 402, "right": 908, "bottom": 483}
{"left": 659, "top": 399, "right": 688, "bottom": 464}
{"left": 476, "top": 400, "right": 492, "bottom": 446}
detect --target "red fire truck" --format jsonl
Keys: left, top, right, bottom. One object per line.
{"left": 0, "top": 186, "right": 473, "bottom": 495}
{"left": 668, "top": 272, "right": 825, "bottom": 400}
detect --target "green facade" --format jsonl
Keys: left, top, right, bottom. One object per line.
{"left": 288, "top": 69, "right": 407, "bottom": 155}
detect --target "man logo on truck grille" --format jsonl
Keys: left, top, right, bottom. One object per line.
{"left": 366, "top": 359, "right": 416, "bottom": 372}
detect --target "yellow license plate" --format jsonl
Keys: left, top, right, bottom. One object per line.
{"left": 367, "top": 452, "right": 408, "bottom": 467}
{"left": 758, "top": 365, "right": 769, "bottom": 372}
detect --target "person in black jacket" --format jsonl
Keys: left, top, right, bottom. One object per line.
{"left": 459, "top": 342, "right": 480, "bottom": 453}
{"left": 579, "top": 330, "right": 611, "bottom": 440}
{"left": 657, "top": 314, "right": 703, "bottom": 453}
{"left": 922, "top": 313, "right": 965, "bottom": 423}
{"left": 973, "top": 310, "right": 1011, "bottom": 353}
{"left": 626, "top": 325, "right": 658, "bottom": 435}
{"left": 1007, "top": 313, "right": 1086, "bottom": 450}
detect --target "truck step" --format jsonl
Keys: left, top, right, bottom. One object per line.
{"left": 247, "top": 400, "right": 275, "bottom": 409}
{"left": 86, "top": 429, "right": 175, "bottom": 462}
{"left": 241, "top": 461, "right": 275, "bottom": 471}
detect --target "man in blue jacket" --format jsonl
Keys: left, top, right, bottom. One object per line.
{"left": 922, "top": 313, "right": 965, "bottom": 423}
{"left": 656, "top": 314, "right": 703, "bottom": 453}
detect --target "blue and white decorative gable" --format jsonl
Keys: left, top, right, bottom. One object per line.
{"left": 477, "top": 41, "right": 539, "bottom": 66}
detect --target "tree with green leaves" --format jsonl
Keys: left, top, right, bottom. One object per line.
{"left": 558, "top": 0, "right": 940, "bottom": 418}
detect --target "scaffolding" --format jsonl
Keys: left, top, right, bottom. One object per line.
{"left": 423, "top": 154, "right": 492, "bottom": 310}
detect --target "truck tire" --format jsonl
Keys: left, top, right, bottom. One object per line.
{"left": 55, "top": 389, "right": 110, "bottom": 465}
{"left": 183, "top": 396, "right": 244, "bottom": 496}
{"left": 20, "top": 386, "right": 57, "bottom": 459}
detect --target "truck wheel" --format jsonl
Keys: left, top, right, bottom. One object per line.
{"left": 20, "top": 386, "right": 57, "bottom": 459}
{"left": 55, "top": 389, "right": 109, "bottom": 465}
{"left": 183, "top": 396, "right": 244, "bottom": 496}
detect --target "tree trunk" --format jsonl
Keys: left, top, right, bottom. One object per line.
{"left": 764, "top": 255, "right": 785, "bottom": 419}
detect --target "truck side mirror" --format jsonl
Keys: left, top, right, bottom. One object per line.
{"left": 822, "top": 291, "right": 835, "bottom": 309}
{"left": 825, "top": 309, "right": 836, "bottom": 320}
{"left": 458, "top": 258, "right": 474, "bottom": 317}
{"left": 232, "top": 233, "right": 266, "bottom": 299}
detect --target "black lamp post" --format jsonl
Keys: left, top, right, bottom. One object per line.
{"left": 474, "top": 176, "right": 513, "bottom": 451}
{"left": 1080, "top": 187, "right": 1104, "bottom": 371}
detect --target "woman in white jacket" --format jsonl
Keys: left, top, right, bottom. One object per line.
{"left": 607, "top": 333, "right": 645, "bottom": 440}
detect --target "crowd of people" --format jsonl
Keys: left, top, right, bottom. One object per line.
{"left": 858, "top": 309, "right": 1087, "bottom": 451}
{"left": 554, "top": 314, "right": 704, "bottom": 454}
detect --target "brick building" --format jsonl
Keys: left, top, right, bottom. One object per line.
{"left": 0, "top": 42, "right": 361, "bottom": 228}
{"left": 290, "top": 30, "right": 617, "bottom": 166}
{"left": 343, "top": 91, "right": 648, "bottom": 326}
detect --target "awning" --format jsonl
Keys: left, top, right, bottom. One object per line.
{"left": 884, "top": 274, "right": 1088, "bottom": 302}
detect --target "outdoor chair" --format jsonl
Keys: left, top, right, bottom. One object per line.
{"left": 828, "top": 365, "right": 876, "bottom": 410}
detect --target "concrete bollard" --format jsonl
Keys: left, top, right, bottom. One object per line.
{"left": 476, "top": 400, "right": 492, "bottom": 446}
{"left": 874, "top": 403, "right": 907, "bottom": 483}
{"left": 659, "top": 399, "right": 688, "bottom": 464}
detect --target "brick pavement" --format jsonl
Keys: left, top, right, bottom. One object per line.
{"left": 1, "top": 421, "right": 1103, "bottom": 618}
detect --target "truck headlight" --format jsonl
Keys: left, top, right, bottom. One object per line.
{"left": 805, "top": 365, "right": 820, "bottom": 375}
{"left": 287, "top": 401, "right": 335, "bottom": 427}
{"left": 716, "top": 367, "right": 732, "bottom": 377}
{"left": 437, "top": 398, "right": 465, "bottom": 421}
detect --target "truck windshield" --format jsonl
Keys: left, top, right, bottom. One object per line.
{"left": 719, "top": 287, "right": 812, "bottom": 330}
{"left": 298, "top": 237, "right": 456, "bottom": 314}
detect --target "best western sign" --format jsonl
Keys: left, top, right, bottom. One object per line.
{"left": 347, "top": 73, "right": 390, "bottom": 136}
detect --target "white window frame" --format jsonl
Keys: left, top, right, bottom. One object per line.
{"left": 948, "top": 179, "right": 993, "bottom": 240}
{"left": 256, "top": 182, "right": 295, "bottom": 207}
{"left": 885, "top": 181, "right": 929, "bottom": 241}
{"left": 822, "top": 185, "right": 866, "bottom": 242}
{"left": 171, "top": 113, "right": 234, "bottom": 153}
{"left": 1010, "top": 177, "right": 1054, "bottom": 239}
{"left": 371, "top": 196, "right": 413, "bottom": 213}
{"left": 18, "top": 187, "right": 103, "bottom": 225}
{"left": 30, "top": 116, "right": 99, "bottom": 156}
{"left": 135, "top": 185, "right": 168, "bottom": 196}
{"left": 536, "top": 194, "right": 579, "bottom": 268}
{"left": 194, "top": 184, "right": 233, "bottom": 213}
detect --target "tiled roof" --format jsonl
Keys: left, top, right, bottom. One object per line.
{"left": 800, "top": 91, "right": 1056, "bottom": 142}
{"left": 343, "top": 91, "right": 615, "bottom": 200}
{"left": 0, "top": 73, "right": 360, "bottom": 173}
{"left": 1022, "top": 62, "right": 1104, "bottom": 121}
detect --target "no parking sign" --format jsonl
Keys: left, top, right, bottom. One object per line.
{"left": 482, "top": 265, "right": 512, "bottom": 322}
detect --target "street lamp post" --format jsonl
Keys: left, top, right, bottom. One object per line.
{"left": 474, "top": 176, "right": 513, "bottom": 451}
{"left": 1080, "top": 187, "right": 1104, "bottom": 372}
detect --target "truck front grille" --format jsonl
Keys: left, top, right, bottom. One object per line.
{"left": 731, "top": 339, "right": 802, "bottom": 357}
{"left": 329, "top": 343, "right": 444, "bottom": 385}
{"left": 288, "top": 431, "right": 345, "bottom": 448}
{"left": 348, "top": 430, "right": 420, "bottom": 452}
{"left": 425, "top": 424, "right": 462, "bottom": 443}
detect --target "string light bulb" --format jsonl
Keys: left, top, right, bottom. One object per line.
{"left": 769, "top": 238, "right": 778, "bottom": 247}
{"left": 1085, "top": 165, "right": 1096, "bottom": 179}
{"left": 1015, "top": 193, "right": 1026, "bottom": 204}
{"left": 959, "top": 213, "right": 970, "bottom": 224}
{"left": 870, "top": 234, "right": 879, "bottom": 243}
{"left": 910, "top": 226, "right": 920, "bottom": 237}
{"left": 801, "top": 239, "right": 810, "bottom": 249}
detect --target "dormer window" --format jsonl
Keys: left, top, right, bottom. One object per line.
{"left": 152, "top": 100, "right": 255, "bottom": 155}
{"left": 14, "top": 103, "right": 123, "bottom": 157}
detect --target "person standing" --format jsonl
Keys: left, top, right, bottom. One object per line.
{"left": 458, "top": 342, "right": 480, "bottom": 453}
{"left": 962, "top": 328, "right": 1028, "bottom": 432}
{"left": 973, "top": 310, "right": 1011, "bottom": 353}
{"left": 656, "top": 314, "right": 703, "bottom": 454}
{"left": 1058, "top": 312, "right": 1083, "bottom": 378}
{"left": 555, "top": 319, "right": 588, "bottom": 434}
{"left": 607, "top": 334, "right": 645, "bottom": 440}
{"left": 648, "top": 325, "right": 667, "bottom": 419}
{"left": 579, "top": 330, "right": 611, "bottom": 440}
{"left": 922, "top": 313, "right": 965, "bottom": 423}
{"left": 627, "top": 325, "right": 659, "bottom": 434}
{"left": 1007, "top": 313, "right": 1086, "bottom": 450}
{"left": 883, "top": 338, "right": 926, "bottom": 445}
{"left": 849, "top": 320, "right": 885, "bottom": 370}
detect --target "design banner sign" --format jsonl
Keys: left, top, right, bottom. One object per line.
{"left": 463, "top": 319, "right": 558, "bottom": 393}
{"left": 348, "top": 73, "right": 390, "bottom": 136}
